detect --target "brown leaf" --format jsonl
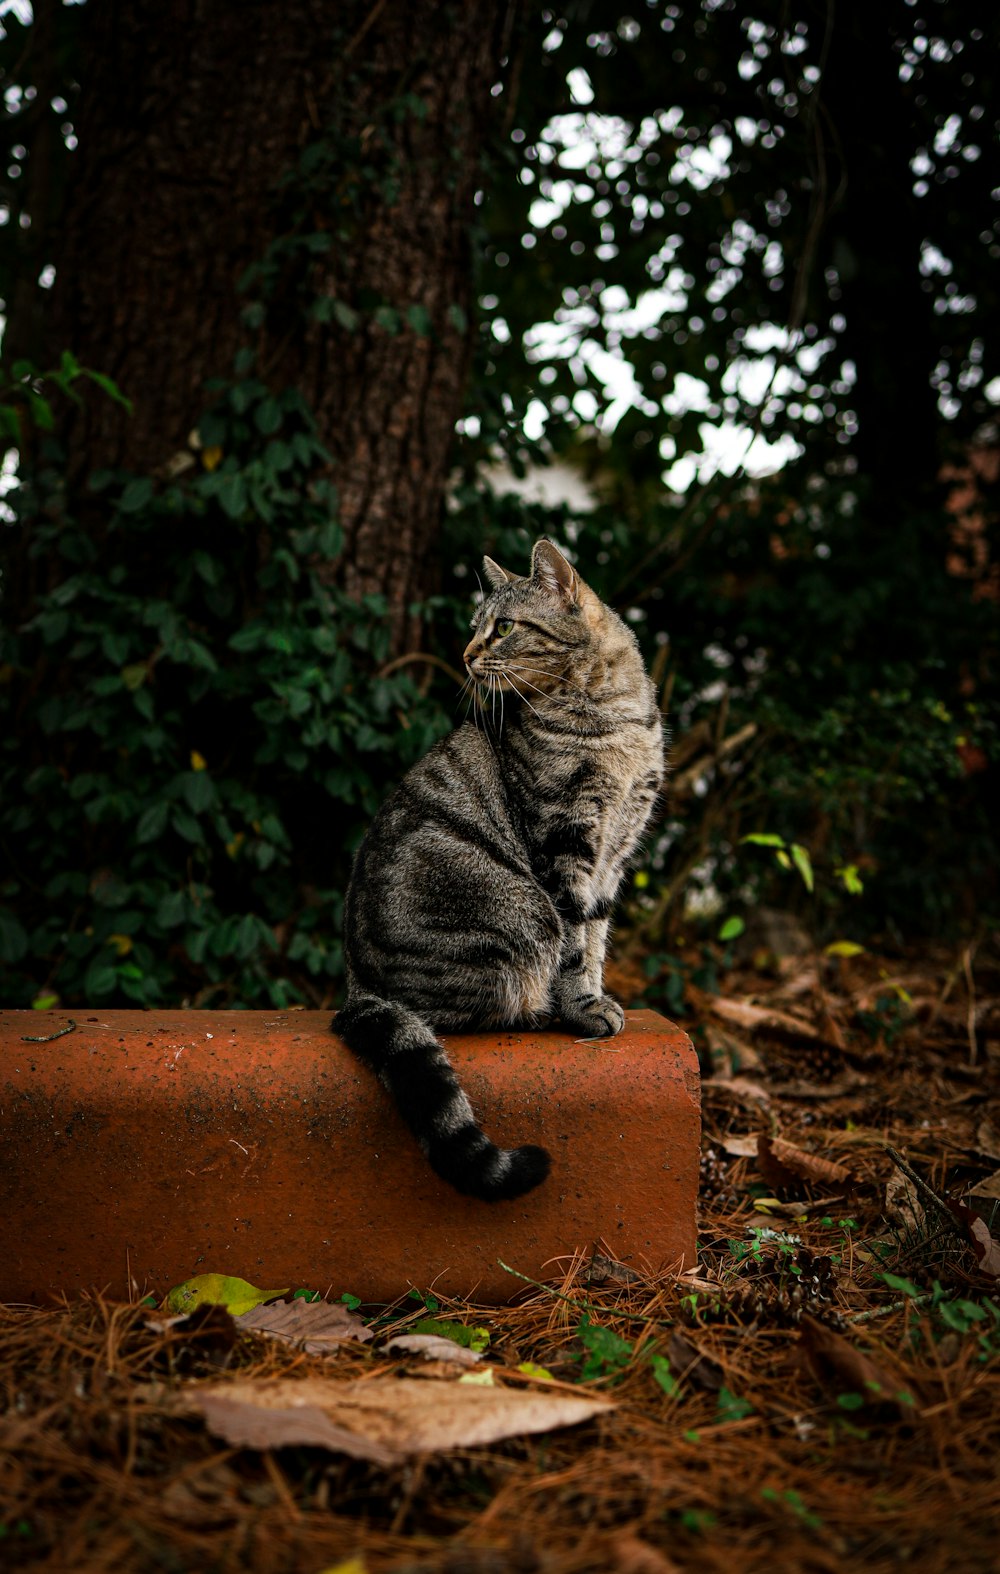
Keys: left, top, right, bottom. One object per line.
{"left": 703, "top": 1022, "right": 763, "bottom": 1076}
{"left": 235, "top": 1298, "right": 373, "bottom": 1354}
{"left": 706, "top": 995, "right": 821, "bottom": 1041}
{"left": 816, "top": 1004, "right": 847, "bottom": 1051}
{"left": 719, "top": 1132, "right": 761, "bottom": 1158}
{"left": 976, "top": 1118, "right": 1000, "bottom": 1160}
{"left": 757, "top": 1134, "right": 854, "bottom": 1190}
{"left": 666, "top": 1331, "right": 723, "bottom": 1392}
{"left": 385, "top": 1334, "right": 483, "bottom": 1367}
{"left": 967, "top": 1168, "right": 1000, "bottom": 1202}
{"left": 885, "top": 1171, "right": 926, "bottom": 1237}
{"left": 799, "top": 1317, "right": 916, "bottom": 1412}
{"left": 185, "top": 1376, "right": 611, "bottom": 1464}
{"left": 583, "top": 1251, "right": 644, "bottom": 1286}
{"left": 703, "top": 1075, "right": 771, "bottom": 1107}
{"left": 949, "top": 1197, "right": 1000, "bottom": 1280}
{"left": 767, "top": 1072, "right": 869, "bottom": 1100}
{"left": 753, "top": 1196, "right": 847, "bottom": 1219}
{"left": 610, "top": 1534, "right": 683, "bottom": 1573}
{"left": 969, "top": 1215, "right": 1000, "bottom": 1279}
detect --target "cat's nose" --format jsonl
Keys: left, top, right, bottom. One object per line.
{"left": 463, "top": 639, "right": 482, "bottom": 673}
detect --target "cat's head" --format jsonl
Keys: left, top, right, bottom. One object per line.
{"left": 463, "top": 539, "right": 602, "bottom": 697}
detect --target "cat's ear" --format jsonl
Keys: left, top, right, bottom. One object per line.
{"left": 482, "top": 556, "right": 514, "bottom": 590}
{"left": 531, "top": 539, "right": 579, "bottom": 605}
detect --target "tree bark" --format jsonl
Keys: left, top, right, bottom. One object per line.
{"left": 817, "top": 8, "right": 943, "bottom": 518}
{"left": 22, "top": 0, "right": 511, "bottom": 652}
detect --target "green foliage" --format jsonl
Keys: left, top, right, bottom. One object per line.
{"left": 0, "top": 371, "right": 452, "bottom": 1007}
{"left": 2, "top": 2, "right": 999, "bottom": 1017}
{"left": 716, "top": 1386, "right": 754, "bottom": 1423}
{"left": 451, "top": 1, "right": 1000, "bottom": 938}
{"left": 575, "top": 1314, "right": 635, "bottom": 1381}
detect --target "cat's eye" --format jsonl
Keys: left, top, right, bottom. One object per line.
{"left": 495, "top": 619, "right": 514, "bottom": 638}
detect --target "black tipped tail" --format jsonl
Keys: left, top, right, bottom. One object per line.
{"left": 333, "top": 999, "right": 551, "bottom": 1203}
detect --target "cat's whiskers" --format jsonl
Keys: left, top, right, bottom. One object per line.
{"left": 504, "top": 665, "right": 582, "bottom": 714}
{"left": 506, "top": 660, "right": 589, "bottom": 698}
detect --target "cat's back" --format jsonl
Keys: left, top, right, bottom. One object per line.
{"left": 350, "top": 719, "right": 525, "bottom": 892}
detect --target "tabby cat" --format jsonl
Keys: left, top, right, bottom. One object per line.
{"left": 334, "top": 539, "right": 664, "bottom": 1201}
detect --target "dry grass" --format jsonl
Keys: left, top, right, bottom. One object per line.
{"left": 2, "top": 939, "right": 999, "bottom": 1573}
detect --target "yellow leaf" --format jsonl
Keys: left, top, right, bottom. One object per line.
{"left": 202, "top": 445, "right": 223, "bottom": 471}
{"left": 190, "top": 750, "right": 207, "bottom": 771}
{"left": 121, "top": 663, "right": 147, "bottom": 691}
{"left": 633, "top": 870, "right": 650, "bottom": 888}
{"left": 315, "top": 1561, "right": 367, "bottom": 1574}
{"left": 107, "top": 933, "right": 133, "bottom": 956}
{"left": 824, "top": 940, "right": 865, "bottom": 958}
{"left": 162, "top": 1273, "right": 288, "bottom": 1317}
{"left": 457, "top": 1368, "right": 496, "bottom": 1386}
{"left": 516, "top": 1361, "right": 555, "bottom": 1382}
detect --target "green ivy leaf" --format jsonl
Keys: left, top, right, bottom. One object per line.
{"left": 0, "top": 910, "right": 29, "bottom": 964}
{"left": 136, "top": 801, "right": 169, "bottom": 843}
{"left": 373, "top": 305, "right": 400, "bottom": 335}
{"left": 406, "top": 304, "right": 432, "bottom": 337}
{"left": 790, "top": 843, "right": 814, "bottom": 892}
{"left": 255, "top": 397, "right": 282, "bottom": 436}
{"left": 216, "top": 472, "right": 247, "bottom": 519}
{"left": 119, "top": 476, "right": 154, "bottom": 513}
{"left": 333, "top": 300, "right": 360, "bottom": 332}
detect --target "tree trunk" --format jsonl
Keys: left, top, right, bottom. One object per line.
{"left": 818, "top": 8, "right": 942, "bottom": 519}
{"left": 21, "top": 0, "right": 511, "bottom": 652}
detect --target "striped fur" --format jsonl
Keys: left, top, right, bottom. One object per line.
{"left": 334, "top": 539, "right": 665, "bottom": 1201}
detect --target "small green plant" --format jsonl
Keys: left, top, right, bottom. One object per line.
{"left": 405, "top": 1287, "right": 440, "bottom": 1314}
{"left": 881, "top": 1273, "right": 1000, "bottom": 1362}
{"left": 575, "top": 1315, "right": 634, "bottom": 1382}
{"left": 741, "top": 832, "right": 816, "bottom": 892}
{"left": 761, "top": 1486, "right": 823, "bottom": 1531}
{"left": 716, "top": 1385, "right": 754, "bottom": 1422}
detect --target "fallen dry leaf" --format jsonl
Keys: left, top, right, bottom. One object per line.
{"left": 666, "top": 1331, "right": 723, "bottom": 1392}
{"left": 969, "top": 1215, "right": 1000, "bottom": 1279}
{"left": 799, "top": 1317, "right": 916, "bottom": 1413}
{"left": 385, "top": 1334, "right": 482, "bottom": 1367}
{"left": 885, "top": 1170, "right": 926, "bottom": 1238}
{"left": 948, "top": 1197, "right": 1000, "bottom": 1281}
{"left": 753, "top": 1195, "right": 847, "bottom": 1219}
{"left": 706, "top": 995, "right": 821, "bottom": 1041}
{"left": 966, "top": 1168, "right": 1000, "bottom": 1202}
{"left": 719, "top": 1132, "right": 761, "bottom": 1158}
{"left": 757, "top": 1134, "right": 854, "bottom": 1190}
{"left": 976, "top": 1118, "right": 1000, "bottom": 1160}
{"left": 235, "top": 1298, "right": 373, "bottom": 1353}
{"left": 184, "top": 1376, "right": 611, "bottom": 1464}
{"left": 163, "top": 1273, "right": 287, "bottom": 1317}
{"left": 702, "top": 1021, "right": 763, "bottom": 1075}
{"left": 703, "top": 1075, "right": 771, "bottom": 1107}
{"left": 610, "top": 1533, "right": 683, "bottom": 1573}
{"left": 767, "top": 1072, "right": 869, "bottom": 1100}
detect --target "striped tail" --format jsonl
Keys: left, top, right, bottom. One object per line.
{"left": 333, "top": 998, "right": 550, "bottom": 1202}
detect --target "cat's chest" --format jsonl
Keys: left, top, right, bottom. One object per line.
{"left": 568, "top": 733, "right": 662, "bottom": 848}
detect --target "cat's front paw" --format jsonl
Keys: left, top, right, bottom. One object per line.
{"left": 560, "top": 992, "right": 625, "bottom": 1038}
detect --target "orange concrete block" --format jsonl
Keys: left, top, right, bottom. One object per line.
{"left": 0, "top": 1008, "right": 700, "bottom": 1305}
